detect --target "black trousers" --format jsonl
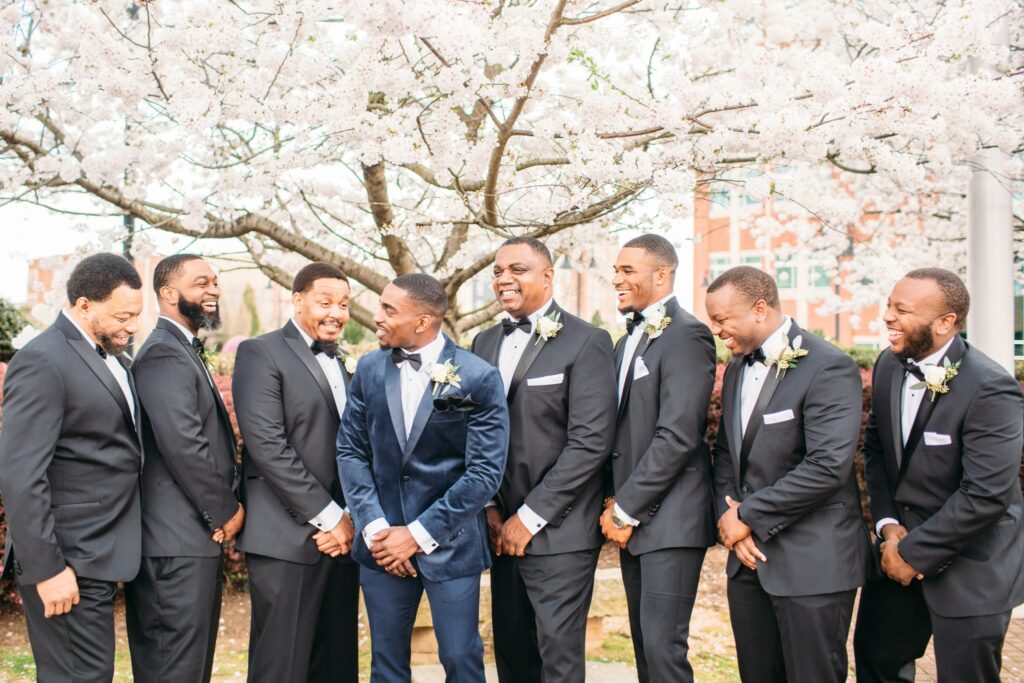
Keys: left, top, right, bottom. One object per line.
{"left": 854, "top": 576, "right": 1012, "bottom": 683}
{"left": 728, "top": 566, "right": 856, "bottom": 683}
{"left": 125, "top": 554, "right": 225, "bottom": 683}
{"left": 491, "top": 548, "right": 601, "bottom": 683}
{"left": 20, "top": 575, "right": 118, "bottom": 683}
{"left": 620, "top": 546, "right": 706, "bottom": 683}
{"left": 246, "top": 552, "right": 360, "bottom": 683}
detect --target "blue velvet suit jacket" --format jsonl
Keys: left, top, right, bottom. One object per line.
{"left": 336, "top": 336, "right": 509, "bottom": 581}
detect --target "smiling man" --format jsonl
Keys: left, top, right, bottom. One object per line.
{"left": 0, "top": 253, "right": 144, "bottom": 681}
{"left": 232, "top": 263, "right": 360, "bottom": 683}
{"left": 471, "top": 237, "right": 616, "bottom": 683}
{"left": 603, "top": 234, "right": 717, "bottom": 683}
{"left": 126, "top": 254, "right": 244, "bottom": 683}
{"left": 854, "top": 268, "right": 1024, "bottom": 683}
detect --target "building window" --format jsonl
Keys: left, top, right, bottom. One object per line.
{"left": 710, "top": 254, "right": 731, "bottom": 281}
{"left": 811, "top": 265, "right": 832, "bottom": 288}
{"left": 742, "top": 254, "right": 762, "bottom": 269}
{"left": 776, "top": 255, "right": 797, "bottom": 289}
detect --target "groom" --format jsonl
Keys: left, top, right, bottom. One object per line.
{"left": 337, "top": 273, "right": 509, "bottom": 683}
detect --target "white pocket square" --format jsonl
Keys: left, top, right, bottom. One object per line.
{"left": 633, "top": 357, "right": 650, "bottom": 380}
{"left": 763, "top": 409, "right": 795, "bottom": 425}
{"left": 527, "top": 373, "right": 564, "bottom": 387}
{"left": 923, "top": 432, "right": 952, "bottom": 446}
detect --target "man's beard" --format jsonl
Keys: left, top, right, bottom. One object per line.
{"left": 894, "top": 323, "right": 934, "bottom": 361}
{"left": 91, "top": 323, "right": 129, "bottom": 356}
{"left": 178, "top": 297, "right": 221, "bottom": 331}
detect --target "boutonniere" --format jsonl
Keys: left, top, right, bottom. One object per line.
{"left": 644, "top": 304, "right": 672, "bottom": 339}
{"left": 765, "top": 335, "right": 809, "bottom": 379}
{"left": 343, "top": 354, "right": 359, "bottom": 374}
{"left": 429, "top": 359, "right": 462, "bottom": 396}
{"left": 200, "top": 349, "right": 214, "bottom": 373}
{"left": 534, "top": 310, "right": 563, "bottom": 345}
{"left": 912, "top": 358, "right": 960, "bottom": 402}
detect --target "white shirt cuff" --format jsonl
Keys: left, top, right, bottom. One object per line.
{"left": 308, "top": 501, "right": 344, "bottom": 531}
{"left": 485, "top": 499, "right": 498, "bottom": 509}
{"left": 361, "top": 517, "right": 391, "bottom": 550}
{"left": 408, "top": 520, "right": 440, "bottom": 555}
{"left": 614, "top": 503, "right": 641, "bottom": 527}
{"left": 876, "top": 517, "right": 901, "bottom": 537}
{"left": 517, "top": 504, "right": 548, "bottom": 533}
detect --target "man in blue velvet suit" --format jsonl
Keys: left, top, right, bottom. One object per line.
{"left": 337, "top": 273, "right": 509, "bottom": 683}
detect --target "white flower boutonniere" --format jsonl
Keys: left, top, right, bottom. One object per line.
{"left": 912, "top": 358, "right": 960, "bottom": 402}
{"left": 765, "top": 335, "right": 809, "bottom": 379}
{"left": 534, "top": 311, "right": 563, "bottom": 345}
{"left": 343, "top": 355, "right": 358, "bottom": 374}
{"left": 429, "top": 359, "right": 462, "bottom": 396}
{"left": 644, "top": 305, "right": 672, "bottom": 339}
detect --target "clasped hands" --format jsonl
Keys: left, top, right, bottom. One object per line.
{"left": 313, "top": 511, "right": 355, "bottom": 558}
{"left": 211, "top": 503, "right": 245, "bottom": 544}
{"left": 486, "top": 506, "right": 537, "bottom": 556}
{"left": 879, "top": 523, "right": 924, "bottom": 586}
{"left": 599, "top": 497, "right": 633, "bottom": 549}
{"left": 370, "top": 526, "right": 422, "bottom": 578}
{"left": 718, "top": 496, "right": 767, "bottom": 570}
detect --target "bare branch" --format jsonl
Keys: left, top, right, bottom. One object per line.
{"left": 561, "top": 1, "right": 641, "bottom": 26}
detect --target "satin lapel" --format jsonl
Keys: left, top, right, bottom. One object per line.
{"left": 404, "top": 338, "right": 457, "bottom": 462}
{"left": 613, "top": 333, "right": 627, "bottom": 374}
{"left": 66, "top": 336, "right": 136, "bottom": 432}
{"left": 160, "top": 320, "right": 234, "bottom": 448}
{"left": 283, "top": 323, "right": 340, "bottom": 423}
{"left": 120, "top": 355, "right": 143, "bottom": 450}
{"left": 507, "top": 329, "right": 548, "bottom": 404}
{"left": 887, "top": 362, "right": 905, "bottom": 483}
{"left": 722, "top": 359, "right": 743, "bottom": 480}
{"left": 898, "top": 336, "right": 967, "bottom": 483}
{"left": 484, "top": 326, "right": 502, "bottom": 367}
{"left": 616, "top": 332, "right": 649, "bottom": 423}
{"left": 384, "top": 357, "right": 407, "bottom": 453}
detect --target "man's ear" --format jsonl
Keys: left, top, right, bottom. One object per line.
{"left": 934, "top": 311, "right": 958, "bottom": 336}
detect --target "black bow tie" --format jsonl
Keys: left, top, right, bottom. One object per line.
{"left": 898, "top": 357, "right": 925, "bottom": 382}
{"left": 743, "top": 348, "right": 767, "bottom": 366}
{"left": 192, "top": 337, "right": 206, "bottom": 356}
{"left": 95, "top": 343, "right": 108, "bottom": 359}
{"left": 502, "top": 318, "right": 532, "bottom": 336}
{"left": 626, "top": 312, "right": 645, "bottom": 335}
{"left": 310, "top": 340, "right": 337, "bottom": 359}
{"left": 391, "top": 348, "right": 422, "bottom": 371}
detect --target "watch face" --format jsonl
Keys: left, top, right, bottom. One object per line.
{"left": 611, "top": 514, "right": 625, "bottom": 529}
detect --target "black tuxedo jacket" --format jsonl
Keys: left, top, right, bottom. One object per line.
{"left": 713, "top": 323, "right": 871, "bottom": 596}
{"left": 232, "top": 321, "right": 353, "bottom": 565}
{"left": 863, "top": 336, "right": 1024, "bottom": 617}
{"left": 132, "top": 318, "right": 238, "bottom": 558}
{"left": 0, "top": 313, "right": 142, "bottom": 585}
{"left": 609, "top": 297, "right": 717, "bottom": 554}
{"left": 471, "top": 303, "right": 617, "bottom": 555}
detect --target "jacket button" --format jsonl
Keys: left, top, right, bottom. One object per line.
{"left": 741, "top": 485, "right": 750, "bottom": 494}
{"left": 402, "top": 476, "right": 411, "bottom": 482}
{"left": 903, "top": 505, "right": 911, "bottom": 512}
{"left": 611, "top": 451, "right": 621, "bottom": 459}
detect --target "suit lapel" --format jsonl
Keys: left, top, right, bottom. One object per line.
{"left": 887, "top": 361, "right": 905, "bottom": 481}
{"left": 58, "top": 315, "right": 136, "bottom": 432}
{"left": 506, "top": 305, "right": 560, "bottom": 403}
{"left": 403, "top": 337, "right": 457, "bottom": 463}
{"left": 722, "top": 359, "right": 744, "bottom": 480}
{"left": 898, "top": 336, "right": 967, "bottom": 483}
{"left": 283, "top": 321, "right": 340, "bottom": 423}
{"left": 384, "top": 356, "right": 407, "bottom": 452}
{"left": 482, "top": 326, "right": 502, "bottom": 367}
{"left": 616, "top": 297, "right": 679, "bottom": 423}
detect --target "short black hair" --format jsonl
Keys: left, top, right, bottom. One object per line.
{"left": 66, "top": 253, "right": 142, "bottom": 303}
{"left": 904, "top": 268, "right": 970, "bottom": 330}
{"left": 707, "top": 265, "right": 781, "bottom": 310}
{"left": 623, "top": 233, "right": 678, "bottom": 271}
{"left": 392, "top": 273, "right": 448, "bottom": 317}
{"left": 153, "top": 254, "right": 203, "bottom": 293}
{"left": 293, "top": 262, "right": 349, "bottom": 294}
{"left": 499, "top": 236, "right": 552, "bottom": 266}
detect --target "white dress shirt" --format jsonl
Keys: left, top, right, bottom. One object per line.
{"left": 613, "top": 294, "right": 675, "bottom": 527}
{"left": 491, "top": 299, "right": 554, "bottom": 534}
{"left": 292, "top": 319, "right": 348, "bottom": 533}
{"left": 362, "top": 332, "right": 447, "bottom": 555}
{"left": 63, "top": 310, "right": 135, "bottom": 421}
{"left": 160, "top": 315, "right": 215, "bottom": 388}
{"left": 875, "top": 336, "right": 956, "bottom": 537}
{"left": 739, "top": 317, "right": 793, "bottom": 435}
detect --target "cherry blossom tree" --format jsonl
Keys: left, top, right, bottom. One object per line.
{"left": 0, "top": 0, "right": 1020, "bottom": 333}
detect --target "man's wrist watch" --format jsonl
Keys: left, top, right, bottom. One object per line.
{"left": 610, "top": 511, "right": 627, "bottom": 529}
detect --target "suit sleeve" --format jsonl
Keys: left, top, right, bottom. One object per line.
{"left": 862, "top": 358, "right": 900, "bottom": 530}
{"left": 898, "top": 374, "right": 1024, "bottom": 576}
{"left": 739, "top": 355, "right": 863, "bottom": 543}
{"left": 614, "top": 322, "right": 716, "bottom": 522}
{"left": 335, "top": 361, "right": 388, "bottom": 532}
{"left": 133, "top": 344, "right": 238, "bottom": 530}
{"left": 0, "top": 348, "right": 67, "bottom": 584}
{"left": 523, "top": 329, "right": 617, "bottom": 523}
{"left": 415, "top": 364, "right": 509, "bottom": 544}
{"left": 232, "top": 340, "right": 334, "bottom": 523}
{"left": 712, "top": 365, "right": 739, "bottom": 522}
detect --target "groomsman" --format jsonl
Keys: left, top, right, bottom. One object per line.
{"left": 337, "top": 273, "right": 508, "bottom": 683}
{"left": 126, "top": 254, "right": 244, "bottom": 682}
{"left": 601, "top": 234, "right": 717, "bottom": 683}
{"left": 0, "top": 253, "right": 144, "bottom": 681}
{"left": 471, "top": 237, "right": 616, "bottom": 683}
{"left": 854, "top": 268, "right": 1024, "bottom": 683}
{"left": 706, "top": 266, "right": 871, "bottom": 683}
{"left": 233, "top": 263, "right": 360, "bottom": 683}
